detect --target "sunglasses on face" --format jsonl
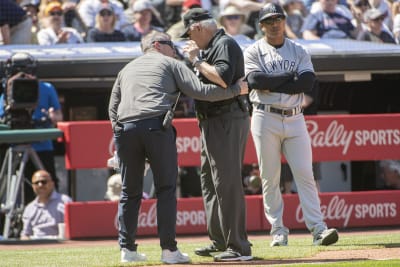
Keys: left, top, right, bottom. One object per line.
{"left": 100, "top": 10, "right": 113, "bottom": 16}
{"left": 225, "top": 15, "right": 241, "bottom": 20}
{"left": 32, "top": 179, "right": 49, "bottom": 186}
{"left": 49, "top": 11, "right": 63, "bottom": 16}
{"left": 153, "top": 40, "right": 175, "bottom": 49}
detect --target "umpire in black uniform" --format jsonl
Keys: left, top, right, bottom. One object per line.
{"left": 109, "top": 30, "right": 247, "bottom": 264}
{"left": 181, "top": 8, "right": 252, "bottom": 262}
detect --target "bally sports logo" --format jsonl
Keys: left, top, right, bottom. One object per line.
{"left": 295, "top": 195, "right": 397, "bottom": 228}
{"left": 113, "top": 195, "right": 397, "bottom": 230}
{"left": 306, "top": 120, "right": 400, "bottom": 155}
{"left": 114, "top": 203, "right": 206, "bottom": 230}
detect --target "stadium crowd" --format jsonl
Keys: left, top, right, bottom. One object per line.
{"left": 1, "top": 0, "right": 400, "bottom": 45}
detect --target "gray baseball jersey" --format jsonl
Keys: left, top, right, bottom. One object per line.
{"left": 244, "top": 38, "right": 314, "bottom": 108}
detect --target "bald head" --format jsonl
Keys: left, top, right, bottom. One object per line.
{"left": 32, "top": 170, "right": 55, "bottom": 201}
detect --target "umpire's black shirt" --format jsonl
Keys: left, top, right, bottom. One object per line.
{"left": 195, "top": 29, "right": 244, "bottom": 110}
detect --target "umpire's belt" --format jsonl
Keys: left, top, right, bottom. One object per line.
{"left": 197, "top": 101, "right": 240, "bottom": 120}
{"left": 121, "top": 115, "right": 163, "bottom": 130}
{"left": 256, "top": 104, "right": 302, "bottom": 117}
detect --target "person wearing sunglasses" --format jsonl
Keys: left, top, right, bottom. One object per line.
{"left": 37, "top": 1, "right": 83, "bottom": 45}
{"left": 121, "top": 0, "right": 164, "bottom": 42}
{"left": 357, "top": 8, "right": 396, "bottom": 43}
{"left": 20, "top": 170, "right": 72, "bottom": 240}
{"left": 109, "top": 30, "right": 247, "bottom": 264}
{"left": 86, "top": 5, "right": 126, "bottom": 42}
{"left": 244, "top": 3, "right": 339, "bottom": 248}
{"left": 77, "top": 0, "right": 128, "bottom": 31}
{"left": 218, "top": 5, "right": 256, "bottom": 40}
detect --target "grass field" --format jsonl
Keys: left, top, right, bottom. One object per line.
{"left": 1, "top": 229, "right": 399, "bottom": 267}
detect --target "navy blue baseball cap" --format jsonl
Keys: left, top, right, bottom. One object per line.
{"left": 180, "top": 8, "right": 213, "bottom": 38}
{"left": 258, "top": 3, "right": 286, "bottom": 22}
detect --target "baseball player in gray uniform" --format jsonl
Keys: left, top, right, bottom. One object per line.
{"left": 244, "top": 3, "right": 339, "bottom": 247}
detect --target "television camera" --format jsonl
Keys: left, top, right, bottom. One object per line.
{"left": 1, "top": 52, "right": 39, "bottom": 129}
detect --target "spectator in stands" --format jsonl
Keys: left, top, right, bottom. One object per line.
{"left": 78, "top": 0, "right": 128, "bottom": 30}
{"left": 20, "top": 0, "right": 41, "bottom": 44}
{"left": 122, "top": 0, "right": 164, "bottom": 41}
{"left": 124, "top": 0, "right": 165, "bottom": 29}
{"left": 280, "top": 0, "right": 306, "bottom": 39}
{"left": 219, "top": 4, "right": 256, "bottom": 40}
{"left": 357, "top": 8, "right": 396, "bottom": 43}
{"left": 0, "top": 0, "right": 33, "bottom": 45}
{"left": 379, "top": 160, "right": 400, "bottom": 189}
{"left": 218, "top": 0, "right": 265, "bottom": 38}
{"left": 20, "top": 170, "right": 72, "bottom": 240}
{"left": 37, "top": 1, "right": 84, "bottom": 45}
{"left": 368, "top": 0, "right": 392, "bottom": 30}
{"left": 86, "top": 5, "right": 126, "bottom": 42}
{"left": 350, "top": 0, "right": 371, "bottom": 26}
{"left": 392, "top": 1, "right": 400, "bottom": 43}
{"left": 37, "top": 0, "right": 87, "bottom": 38}
{"left": 61, "top": 1, "right": 88, "bottom": 38}
{"left": 302, "top": 0, "right": 362, "bottom": 39}
{"left": 164, "top": 0, "right": 186, "bottom": 30}
{"left": 167, "top": 0, "right": 202, "bottom": 41}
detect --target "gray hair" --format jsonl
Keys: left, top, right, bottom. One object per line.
{"left": 197, "top": 18, "right": 218, "bottom": 30}
{"left": 141, "top": 31, "right": 171, "bottom": 52}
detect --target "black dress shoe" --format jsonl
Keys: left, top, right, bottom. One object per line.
{"left": 194, "top": 244, "right": 220, "bottom": 256}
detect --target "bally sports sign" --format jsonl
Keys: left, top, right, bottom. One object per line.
{"left": 64, "top": 191, "right": 400, "bottom": 239}
{"left": 58, "top": 113, "right": 400, "bottom": 169}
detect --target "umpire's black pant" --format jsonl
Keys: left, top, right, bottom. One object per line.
{"left": 199, "top": 107, "right": 252, "bottom": 255}
{"left": 114, "top": 115, "right": 178, "bottom": 251}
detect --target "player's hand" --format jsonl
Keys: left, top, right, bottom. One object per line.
{"left": 182, "top": 40, "right": 200, "bottom": 63}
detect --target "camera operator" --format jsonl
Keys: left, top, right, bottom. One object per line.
{"left": 0, "top": 52, "right": 63, "bottom": 205}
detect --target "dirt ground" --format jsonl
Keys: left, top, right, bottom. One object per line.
{"left": 1, "top": 227, "right": 399, "bottom": 266}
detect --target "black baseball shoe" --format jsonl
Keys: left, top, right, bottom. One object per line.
{"left": 213, "top": 248, "right": 253, "bottom": 262}
{"left": 313, "top": 228, "right": 339, "bottom": 246}
{"left": 194, "top": 244, "right": 221, "bottom": 256}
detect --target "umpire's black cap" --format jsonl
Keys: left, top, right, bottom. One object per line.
{"left": 180, "top": 8, "right": 213, "bottom": 38}
{"left": 258, "top": 3, "right": 286, "bottom": 23}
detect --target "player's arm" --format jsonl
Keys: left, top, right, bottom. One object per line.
{"left": 184, "top": 40, "right": 238, "bottom": 89}
{"left": 274, "top": 71, "right": 316, "bottom": 94}
{"left": 246, "top": 71, "right": 295, "bottom": 91}
{"left": 173, "top": 60, "right": 246, "bottom": 101}
{"left": 194, "top": 61, "right": 227, "bottom": 88}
